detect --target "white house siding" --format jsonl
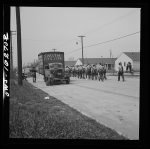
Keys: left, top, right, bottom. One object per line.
{"left": 75, "top": 59, "right": 82, "bottom": 66}
{"left": 115, "top": 53, "right": 133, "bottom": 71}
{"left": 133, "top": 61, "right": 140, "bottom": 72}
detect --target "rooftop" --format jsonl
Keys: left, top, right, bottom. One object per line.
{"left": 65, "top": 61, "right": 76, "bottom": 66}
{"left": 123, "top": 52, "right": 140, "bottom": 61}
{"left": 78, "top": 58, "right": 117, "bottom": 64}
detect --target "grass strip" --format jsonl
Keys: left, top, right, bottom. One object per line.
{"left": 9, "top": 79, "right": 128, "bottom": 139}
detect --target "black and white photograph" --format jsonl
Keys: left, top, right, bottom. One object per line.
{"left": 5, "top": 6, "right": 143, "bottom": 142}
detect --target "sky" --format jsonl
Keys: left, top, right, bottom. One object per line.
{"left": 10, "top": 7, "right": 141, "bottom": 67}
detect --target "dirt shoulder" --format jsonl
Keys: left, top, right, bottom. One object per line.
{"left": 9, "top": 79, "right": 128, "bottom": 139}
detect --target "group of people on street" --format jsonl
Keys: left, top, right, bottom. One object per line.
{"left": 28, "top": 62, "right": 126, "bottom": 83}
{"left": 65, "top": 63, "right": 107, "bottom": 82}
{"left": 65, "top": 62, "right": 126, "bottom": 82}
{"left": 126, "top": 62, "right": 133, "bottom": 73}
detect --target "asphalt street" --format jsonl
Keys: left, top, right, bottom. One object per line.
{"left": 27, "top": 73, "right": 139, "bottom": 140}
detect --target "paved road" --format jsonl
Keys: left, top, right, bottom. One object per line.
{"left": 27, "top": 74, "right": 139, "bottom": 140}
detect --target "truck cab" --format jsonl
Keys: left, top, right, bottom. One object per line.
{"left": 44, "top": 63, "right": 70, "bottom": 86}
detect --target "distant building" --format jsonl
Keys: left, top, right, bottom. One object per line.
{"left": 65, "top": 61, "right": 76, "bottom": 67}
{"left": 115, "top": 52, "right": 140, "bottom": 72}
{"left": 75, "top": 58, "right": 116, "bottom": 72}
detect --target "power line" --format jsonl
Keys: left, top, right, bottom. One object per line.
{"left": 19, "top": 9, "right": 140, "bottom": 52}
{"left": 83, "top": 8, "right": 140, "bottom": 36}
{"left": 66, "top": 31, "right": 140, "bottom": 55}
{"left": 52, "top": 9, "right": 140, "bottom": 51}
{"left": 56, "top": 9, "right": 140, "bottom": 50}
{"left": 84, "top": 31, "right": 140, "bottom": 48}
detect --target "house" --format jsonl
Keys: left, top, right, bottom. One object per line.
{"left": 115, "top": 52, "right": 140, "bottom": 72}
{"left": 75, "top": 58, "right": 117, "bottom": 72}
{"left": 65, "top": 61, "right": 76, "bottom": 67}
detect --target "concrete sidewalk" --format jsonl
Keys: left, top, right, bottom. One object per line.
{"left": 106, "top": 72, "right": 140, "bottom": 77}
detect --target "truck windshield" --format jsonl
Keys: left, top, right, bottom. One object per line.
{"left": 45, "top": 65, "right": 49, "bottom": 69}
{"left": 49, "top": 63, "right": 63, "bottom": 68}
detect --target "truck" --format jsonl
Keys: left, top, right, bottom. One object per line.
{"left": 38, "top": 51, "right": 70, "bottom": 86}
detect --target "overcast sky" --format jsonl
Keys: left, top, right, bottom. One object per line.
{"left": 10, "top": 7, "right": 140, "bottom": 67}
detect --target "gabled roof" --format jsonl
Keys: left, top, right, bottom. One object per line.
{"left": 123, "top": 52, "right": 140, "bottom": 61}
{"left": 65, "top": 61, "right": 76, "bottom": 66}
{"left": 78, "top": 58, "right": 117, "bottom": 64}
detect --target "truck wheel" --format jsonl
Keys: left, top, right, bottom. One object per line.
{"left": 66, "top": 80, "right": 70, "bottom": 84}
{"left": 46, "top": 80, "right": 50, "bottom": 86}
{"left": 49, "top": 79, "right": 53, "bottom": 86}
{"left": 46, "top": 77, "right": 51, "bottom": 86}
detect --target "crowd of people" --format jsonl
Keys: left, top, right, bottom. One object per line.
{"left": 22, "top": 62, "right": 128, "bottom": 83}
{"left": 65, "top": 62, "right": 126, "bottom": 82}
{"left": 65, "top": 63, "right": 107, "bottom": 82}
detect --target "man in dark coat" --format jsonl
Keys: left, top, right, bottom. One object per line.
{"left": 32, "top": 67, "right": 36, "bottom": 83}
{"left": 97, "top": 63, "right": 104, "bottom": 82}
{"left": 118, "top": 62, "right": 124, "bottom": 81}
{"left": 103, "top": 64, "right": 107, "bottom": 80}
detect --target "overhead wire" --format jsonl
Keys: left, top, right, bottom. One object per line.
{"left": 20, "top": 9, "right": 140, "bottom": 48}
{"left": 83, "top": 8, "right": 140, "bottom": 36}
{"left": 66, "top": 31, "right": 140, "bottom": 55}
{"left": 55, "top": 8, "right": 140, "bottom": 50}
{"left": 19, "top": 8, "right": 140, "bottom": 55}
{"left": 57, "top": 8, "right": 140, "bottom": 52}
{"left": 84, "top": 31, "right": 140, "bottom": 49}
{"left": 65, "top": 9, "right": 140, "bottom": 56}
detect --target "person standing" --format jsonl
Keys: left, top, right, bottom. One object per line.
{"left": 118, "top": 62, "right": 124, "bottom": 81}
{"left": 87, "top": 64, "right": 91, "bottom": 79}
{"left": 91, "top": 65, "right": 95, "bottom": 80}
{"left": 97, "top": 63, "right": 104, "bottom": 82}
{"left": 85, "top": 65, "right": 88, "bottom": 79}
{"left": 103, "top": 64, "right": 107, "bottom": 80}
{"left": 129, "top": 62, "right": 132, "bottom": 73}
{"left": 72, "top": 66, "right": 75, "bottom": 77}
{"left": 126, "top": 62, "right": 129, "bottom": 72}
{"left": 32, "top": 67, "right": 36, "bottom": 83}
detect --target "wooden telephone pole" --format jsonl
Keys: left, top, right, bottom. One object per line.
{"left": 78, "top": 36, "right": 85, "bottom": 65}
{"left": 16, "top": 7, "right": 22, "bottom": 85}
{"left": 10, "top": 31, "right": 16, "bottom": 73}
{"left": 52, "top": 48, "right": 57, "bottom": 52}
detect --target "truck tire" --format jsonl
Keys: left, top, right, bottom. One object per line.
{"left": 46, "top": 80, "right": 50, "bottom": 86}
{"left": 46, "top": 77, "right": 51, "bottom": 86}
{"left": 44, "top": 77, "right": 46, "bottom": 82}
{"left": 49, "top": 79, "right": 53, "bottom": 86}
{"left": 66, "top": 79, "right": 70, "bottom": 84}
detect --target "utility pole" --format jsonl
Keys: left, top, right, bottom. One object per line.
{"left": 10, "top": 31, "right": 16, "bottom": 74}
{"left": 16, "top": 7, "right": 22, "bottom": 85}
{"left": 78, "top": 36, "right": 85, "bottom": 65}
{"left": 52, "top": 48, "right": 56, "bottom": 52}
{"left": 110, "top": 49, "right": 112, "bottom": 58}
{"left": 10, "top": 7, "right": 16, "bottom": 77}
